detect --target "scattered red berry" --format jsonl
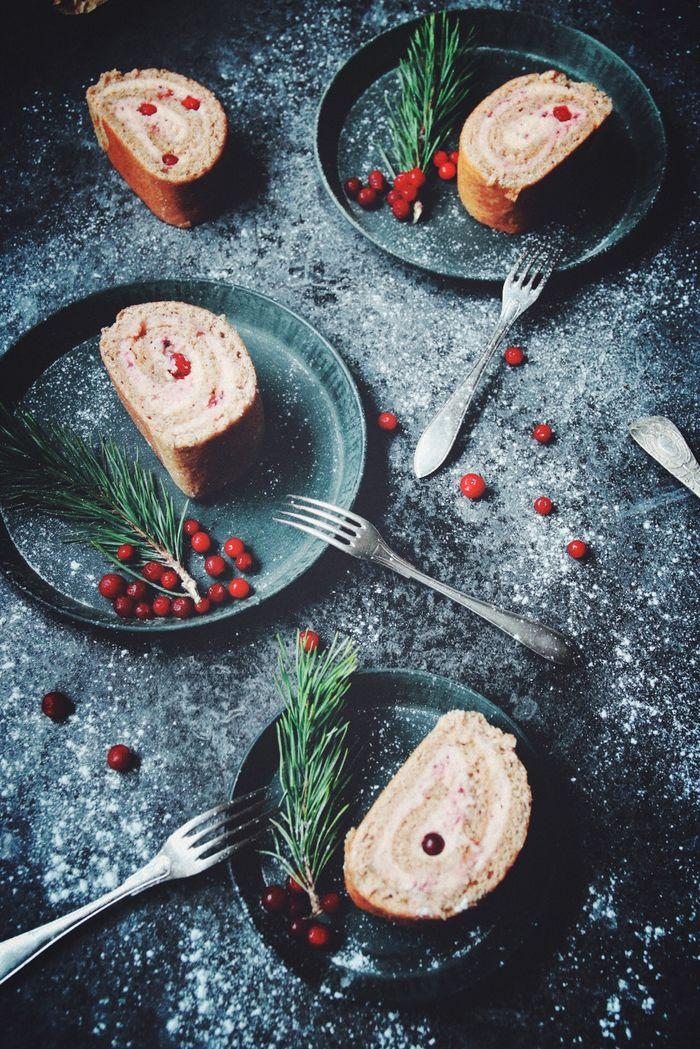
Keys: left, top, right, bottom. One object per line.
{"left": 393, "top": 171, "right": 411, "bottom": 191}
{"left": 41, "top": 691, "right": 71, "bottom": 721}
{"left": 357, "top": 186, "right": 378, "bottom": 210}
{"left": 289, "top": 917, "right": 309, "bottom": 939}
{"left": 391, "top": 198, "right": 411, "bottom": 221}
{"left": 171, "top": 596, "right": 194, "bottom": 619}
{"left": 224, "top": 537, "right": 245, "bottom": 559}
{"left": 116, "top": 543, "right": 135, "bottom": 562}
{"left": 126, "top": 579, "right": 148, "bottom": 601}
{"left": 367, "top": 169, "right": 387, "bottom": 192}
{"left": 261, "top": 885, "right": 287, "bottom": 913}
{"left": 378, "top": 411, "right": 398, "bottom": 432}
{"left": 533, "top": 423, "right": 554, "bottom": 444}
{"left": 399, "top": 183, "right": 418, "bottom": 203}
{"left": 208, "top": 582, "right": 228, "bottom": 605}
{"left": 204, "top": 554, "right": 226, "bottom": 578}
{"left": 287, "top": 875, "right": 305, "bottom": 894}
{"left": 299, "top": 629, "right": 319, "bottom": 653}
{"left": 567, "top": 539, "right": 588, "bottom": 560}
{"left": 553, "top": 104, "right": 572, "bottom": 122}
{"left": 422, "top": 832, "right": 445, "bottom": 856}
{"left": 433, "top": 149, "right": 449, "bottom": 167}
{"left": 450, "top": 150, "right": 459, "bottom": 165}
{"left": 195, "top": 597, "right": 212, "bottom": 615}
{"left": 138, "top": 102, "right": 157, "bottom": 116}
{"left": 113, "top": 595, "right": 135, "bottom": 618}
{"left": 162, "top": 153, "right": 179, "bottom": 166}
{"left": 438, "top": 161, "right": 457, "bottom": 181}
{"left": 504, "top": 345, "right": 525, "bottom": 366}
{"left": 460, "top": 473, "right": 486, "bottom": 500}
{"left": 181, "top": 95, "right": 201, "bottom": 110}
{"left": 408, "top": 167, "right": 426, "bottom": 188}
{"left": 107, "top": 744, "right": 133, "bottom": 771}
{"left": 191, "top": 531, "right": 212, "bottom": 554}
{"left": 183, "top": 519, "right": 201, "bottom": 537}
{"left": 386, "top": 188, "right": 401, "bottom": 206}
{"left": 134, "top": 601, "right": 153, "bottom": 620}
{"left": 534, "top": 496, "right": 554, "bottom": 516}
{"left": 320, "top": 891, "right": 342, "bottom": 915}
{"left": 307, "top": 922, "right": 332, "bottom": 949}
{"left": 98, "top": 573, "right": 126, "bottom": 599}
{"left": 160, "top": 569, "right": 179, "bottom": 590}
{"left": 344, "top": 176, "right": 362, "bottom": 199}
{"left": 235, "top": 551, "right": 254, "bottom": 572}
{"left": 152, "top": 595, "right": 172, "bottom": 617}
{"left": 142, "top": 561, "right": 165, "bottom": 583}
{"left": 228, "top": 578, "right": 251, "bottom": 600}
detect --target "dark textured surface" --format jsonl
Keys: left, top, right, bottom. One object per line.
{"left": 1, "top": 1, "right": 697, "bottom": 1046}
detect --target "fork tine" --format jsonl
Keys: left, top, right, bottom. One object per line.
{"left": 287, "top": 493, "right": 366, "bottom": 528}
{"left": 186, "top": 797, "right": 268, "bottom": 845}
{"left": 176, "top": 787, "right": 267, "bottom": 837}
{"left": 193, "top": 834, "right": 263, "bottom": 873}
{"left": 274, "top": 514, "right": 353, "bottom": 554}
{"left": 286, "top": 497, "right": 359, "bottom": 535}
{"left": 194, "top": 809, "right": 274, "bottom": 856}
{"left": 279, "top": 508, "right": 352, "bottom": 541}
{"left": 507, "top": 244, "right": 540, "bottom": 284}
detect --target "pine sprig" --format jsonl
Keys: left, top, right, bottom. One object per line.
{"left": 0, "top": 404, "right": 200, "bottom": 600}
{"left": 388, "top": 12, "right": 476, "bottom": 173}
{"left": 265, "top": 632, "right": 357, "bottom": 915}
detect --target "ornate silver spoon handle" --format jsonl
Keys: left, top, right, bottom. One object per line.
{"left": 629, "top": 416, "right": 700, "bottom": 499}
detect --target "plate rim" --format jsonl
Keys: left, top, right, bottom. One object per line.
{"left": 0, "top": 277, "right": 367, "bottom": 633}
{"left": 315, "top": 6, "right": 667, "bottom": 280}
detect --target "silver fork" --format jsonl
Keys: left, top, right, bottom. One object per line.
{"left": 0, "top": 788, "right": 271, "bottom": 985}
{"left": 277, "top": 495, "right": 576, "bottom": 667}
{"left": 414, "top": 244, "right": 559, "bottom": 479}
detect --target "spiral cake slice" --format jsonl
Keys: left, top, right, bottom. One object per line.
{"left": 458, "top": 70, "right": 612, "bottom": 233}
{"left": 344, "top": 710, "right": 531, "bottom": 922}
{"left": 87, "top": 69, "right": 228, "bottom": 227}
{"left": 100, "top": 302, "right": 264, "bottom": 499}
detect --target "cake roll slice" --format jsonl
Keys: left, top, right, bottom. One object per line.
{"left": 100, "top": 302, "right": 264, "bottom": 499}
{"left": 87, "top": 69, "right": 228, "bottom": 227}
{"left": 344, "top": 710, "right": 531, "bottom": 921}
{"left": 458, "top": 70, "right": 612, "bottom": 233}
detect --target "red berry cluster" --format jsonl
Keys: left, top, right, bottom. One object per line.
{"left": 344, "top": 148, "right": 458, "bottom": 224}
{"left": 261, "top": 874, "right": 340, "bottom": 951}
{"left": 40, "top": 690, "right": 135, "bottom": 772}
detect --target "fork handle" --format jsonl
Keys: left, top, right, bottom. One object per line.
{"left": 0, "top": 856, "right": 169, "bottom": 985}
{"left": 413, "top": 306, "right": 519, "bottom": 479}
{"left": 380, "top": 549, "right": 577, "bottom": 667}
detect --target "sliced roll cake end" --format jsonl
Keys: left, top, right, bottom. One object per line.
{"left": 344, "top": 710, "right": 531, "bottom": 922}
{"left": 87, "top": 69, "right": 228, "bottom": 227}
{"left": 458, "top": 70, "right": 612, "bottom": 233}
{"left": 100, "top": 302, "right": 264, "bottom": 499}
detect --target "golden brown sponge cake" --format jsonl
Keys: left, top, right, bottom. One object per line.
{"left": 458, "top": 70, "right": 612, "bottom": 233}
{"left": 100, "top": 302, "right": 264, "bottom": 499}
{"left": 87, "top": 69, "right": 228, "bottom": 227}
{"left": 344, "top": 710, "right": 531, "bottom": 922}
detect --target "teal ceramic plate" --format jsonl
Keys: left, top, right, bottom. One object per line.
{"left": 0, "top": 280, "right": 366, "bottom": 632}
{"left": 229, "top": 669, "right": 555, "bottom": 1002}
{"left": 316, "top": 8, "right": 666, "bottom": 279}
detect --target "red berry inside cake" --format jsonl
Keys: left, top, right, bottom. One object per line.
{"left": 343, "top": 710, "right": 531, "bottom": 921}
{"left": 99, "top": 301, "right": 264, "bottom": 499}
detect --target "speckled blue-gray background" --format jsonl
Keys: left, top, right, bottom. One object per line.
{"left": 1, "top": 1, "right": 697, "bottom": 1046}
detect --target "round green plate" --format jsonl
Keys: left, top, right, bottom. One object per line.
{"left": 0, "top": 280, "right": 366, "bottom": 632}
{"left": 229, "top": 668, "right": 556, "bottom": 1002}
{"left": 316, "top": 8, "right": 666, "bottom": 279}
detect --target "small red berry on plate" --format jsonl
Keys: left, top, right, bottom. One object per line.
{"left": 152, "top": 595, "right": 172, "bottom": 617}
{"left": 191, "top": 531, "right": 212, "bottom": 553}
{"left": 235, "top": 551, "right": 254, "bottom": 572}
{"left": 386, "top": 188, "right": 401, "bottom": 206}
{"left": 438, "top": 161, "right": 457, "bottom": 181}
{"left": 142, "top": 561, "right": 165, "bottom": 583}
{"left": 289, "top": 917, "right": 309, "bottom": 939}
{"left": 567, "top": 539, "right": 588, "bottom": 559}
{"left": 357, "top": 186, "right": 378, "bottom": 209}
{"left": 98, "top": 573, "right": 126, "bottom": 599}
{"left": 344, "top": 176, "right": 362, "bottom": 198}
{"left": 183, "top": 519, "right": 201, "bottom": 537}
{"left": 534, "top": 496, "right": 553, "bottom": 516}
{"left": 208, "top": 582, "right": 228, "bottom": 605}
{"left": 224, "top": 537, "right": 245, "bottom": 559}
{"left": 367, "top": 169, "right": 387, "bottom": 192}
{"left": 107, "top": 744, "right": 133, "bottom": 771}
{"left": 299, "top": 629, "right": 320, "bottom": 653}
{"left": 162, "top": 152, "right": 179, "bottom": 166}
{"left": 504, "top": 345, "right": 525, "bottom": 366}
{"left": 460, "top": 473, "right": 486, "bottom": 500}
{"left": 553, "top": 104, "right": 572, "bottom": 122}
{"left": 393, "top": 171, "right": 410, "bottom": 191}
{"left": 422, "top": 832, "right": 445, "bottom": 856}
{"left": 195, "top": 597, "right": 212, "bottom": 615}
{"left": 204, "top": 554, "right": 226, "bottom": 578}
{"left": 378, "top": 411, "right": 398, "bottom": 432}
{"left": 320, "top": 891, "right": 342, "bottom": 915}
{"left": 41, "top": 691, "right": 71, "bottom": 721}
{"left": 450, "top": 150, "right": 459, "bottom": 165}
{"left": 433, "top": 149, "right": 449, "bottom": 167}
{"left": 126, "top": 579, "right": 148, "bottom": 601}
{"left": 399, "top": 183, "right": 418, "bottom": 203}
{"left": 181, "top": 95, "right": 201, "bottom": 110}
{"left": 113, "top": 595, "right": 135, "bottom": 618}
{"left": 134, "top": 601, "right": 153, "bottom": 620}
{"left": 228, "top": 578, "right": 251, "bottom": 600}
{"left": 138, "top": 102, "right": 157, "bottom": 116}
{"left": 287, "top": 875, "right": 305, "bottom": 894}
{"left": 533, "top": 423, "right": 554, "bottom": 444}
{"left": 171, "top": 596, "right": 194, "bottom": 619}
{"left": 116, "top": 543, "right": 135, "bottom": 562}
{"left": 391, "top": 198, "right": 411, "bottom": 221}
{"left": 307, "top": 922, "right": 332, "bottom": 949}
{"left": 408, "top": 167, "right": 426, "bottom": 188}
{"left": 261, "top": 885, "right": 286, "bottom": 913}
{"left": 160, "top": 569, "right": 179, "bottom": 590}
